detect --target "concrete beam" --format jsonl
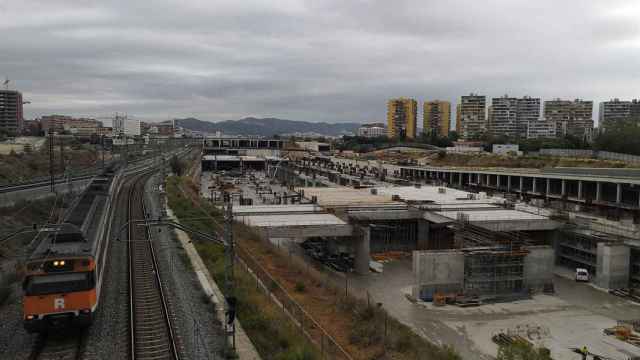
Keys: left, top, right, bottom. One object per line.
{"left": 472, "top": 219, "right": 561, "bottom": 232}
{"left": 260, "top": 224, "right": 353, "bottom": 238}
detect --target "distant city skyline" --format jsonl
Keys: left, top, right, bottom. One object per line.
{"left": 2, "top": 1, "right": 639, "bottom": 125}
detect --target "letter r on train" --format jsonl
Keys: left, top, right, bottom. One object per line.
{"left": 54, "top": 298, "right": 65, "bottom": 310}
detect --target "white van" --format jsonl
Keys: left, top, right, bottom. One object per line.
{"left": 575, "top": 268, "right": 590, "bottom": 282}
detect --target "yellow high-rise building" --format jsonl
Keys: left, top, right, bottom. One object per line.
{"left": 423, "top": 100, "right": 451, "bottom": 137}
{"left": 387, "top": 97, "right": 417, "bottom": 139}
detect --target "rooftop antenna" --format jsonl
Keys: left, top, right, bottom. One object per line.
{"left": 3, "top": 77, "right": 9, "bottom": 91}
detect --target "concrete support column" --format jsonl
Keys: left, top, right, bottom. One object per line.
{"left": 596, "top": 182, "right": 602, "bottom": 202}
{"left": 519, "top": 176, "right": 524, "bottom": 192}
{"left": 561, "top": 179, "right": 566, "bottom": 197}
{"left": 578, "top": 181, "right": 583, "bottom": 200}
{"left": 449, "top": 172, "right": 454, "bottom": 185}
{"left": 546, "top": 178, "right": 551, "bottom": 195}
{"left": 507, "top": 176, "right": 511, "bottom": 191}
{"left": 486, "top": 174, "right": 490, "bottom": 186}
{"left": 532, "top": 178, "right": 537, "bottom": 193}
{"left": 355, "top": 227, "right": 371, "bottom": 275}
{"left": 458, "top": 173, "right": 463, "bottom": 187}
{"left": 496, "top": 175, "right": 501, "bottom": 189}
{"left": 616, "top": 183, "right": 622, "bottom": 204}
{"left": 417, "top": 220, "right": 430, "bottom": 250}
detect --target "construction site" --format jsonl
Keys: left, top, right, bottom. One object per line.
{"left": 196, "top": 138, "right": 640, "bottom": 360}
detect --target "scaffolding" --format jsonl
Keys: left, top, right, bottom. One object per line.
{"left": 453, "top": 214, "right": 534, "bottom": 251}
{"left": 451, "top": 214, "right": 533, "bottom": 298}
{"left": 463, "top": 249, "right": 528, "bottom": 297}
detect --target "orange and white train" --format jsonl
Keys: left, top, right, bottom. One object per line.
{"left": 23, "top": 170, "right": 117, "bottom": 333}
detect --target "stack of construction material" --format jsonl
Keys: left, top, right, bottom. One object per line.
{"left": 492, "top": 333, "right": 531, "bottom": 347}
{"left": 603, "top": 324, "right": 640, "bottom": 347}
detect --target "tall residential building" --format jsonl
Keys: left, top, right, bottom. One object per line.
{"left": 387, "top": 97, "right": 417, "bottom": 139}
{"left": 423, "top": 100, "right": 451, "bottom": 137}
{"left": 599, "top": 98, "right": 640, "bottom": 129}
{"left": 526, "top": 120, "right": 557, "bottom": 139}
{"left": 488, "top": 95, "right": 540, "bottom": 138}
{"left": 458, "top": 93, "right": 486, "bottom": 140}
{"left": 113, "top": 114, "right": 141, "bottom": 136}
{"left": 488, "top": 95, "right": 518, "bottom": 137}
{"left": 516, "top": 96, "right": 541, "bottom": 137}
{"left": 544, "top": 99, "right": 593, "bottom": 139}
{"left": 0, "top": 90, "right": 24, "bottom": 135}
{"left": 631, "top": 100, "right": 640, "bottom": 119}
{"left": 455, "top": 104, "right": 461, "bottom": 134}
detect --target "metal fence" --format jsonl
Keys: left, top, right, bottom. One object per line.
{"left": 235, "top": 243, "right": 353, "bottom": 360}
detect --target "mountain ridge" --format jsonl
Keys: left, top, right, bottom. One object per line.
{"left": 174, "top": 117, "right": 362, "bottom": 136}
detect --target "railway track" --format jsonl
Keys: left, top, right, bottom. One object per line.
{"left": 30, "top": 332, "right": 84, "bottom": 360}
{"left": 127, "top": 173, "right": 180, "bottom": 360}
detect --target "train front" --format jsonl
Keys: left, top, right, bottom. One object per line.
{"left": 23, "top": 256, "right": 97, "bottom": 333}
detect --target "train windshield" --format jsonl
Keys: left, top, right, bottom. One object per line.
{"left": 25, "top": 272, "right": 94, "bottom": 296}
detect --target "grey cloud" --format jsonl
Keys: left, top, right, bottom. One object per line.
{"left": 1, "top": 0, "right": 639, "bottom": 124}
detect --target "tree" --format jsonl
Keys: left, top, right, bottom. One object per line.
{"left": 169, "top": 155, "right": 185, "bottom": 176}
{"left": 496, "top": 342, "right": 552, "bottom": 360}
{"left": 593, "top": 117, "right": 640, "bottom": 155}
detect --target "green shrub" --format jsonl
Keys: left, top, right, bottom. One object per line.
{"left": 294, "top": 282, "right": 306, "bottom": 293}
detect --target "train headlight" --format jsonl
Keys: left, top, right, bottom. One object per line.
{"left": 53, "top": 261, "right": 59, "bottom": 266}
{"left": 26, "top": 315, "right": 36, "bottom": 320}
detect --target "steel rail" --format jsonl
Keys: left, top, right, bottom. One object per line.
{"left": 127, "top": 172, "right": 179, "bottom": 360}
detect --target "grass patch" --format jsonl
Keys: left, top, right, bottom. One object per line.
{"left": 166, "top": 176, "right": 319, "bottom": 360}
{"left": 294, "top": 282, "right": 306, "bottom": 293}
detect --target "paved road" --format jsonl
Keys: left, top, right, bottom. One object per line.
{"left": 346, "top": 259, "right": 640, "bottom": 360}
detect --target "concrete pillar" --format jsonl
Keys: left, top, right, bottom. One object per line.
{"left": 496, "top": 175, "right": 501, "bottom": 189}
{"left": 355, "top": 227, "right": 371, "bottom": 275}
{"left": 519, "top": 176, "right": 524, "bottom": 192}
{"left": 596, "top": 182, "right": 602, "bottom": 202}
{"left": 486, "top": 174, "right": 490, "bottom": 186}
{"left": 546, "top": 178, "right": 550, "bottom": 195}
{"left": 616, "top": 183, "right": 622, "bottom": 204}
{"left": 532, "top": 178, "right": 537, "bottom": 193}
{"left": 458, "top": 173, "right": 463, "bottom": 187}
{"left": 578, "top": 181, "right": 583, "bottom": 200}
{"left": 417, "top": 220, "right": 430, "bottom": 250}
{"left": 449, "top": 172, "right": 454, "bottom": 185}
{"left": 507, "top": 176, "right": 511, "bottom": 191}
{"left": 561, "top": 179, "right": 566, "bottom": 197}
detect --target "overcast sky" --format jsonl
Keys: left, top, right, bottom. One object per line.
{"left": 1, "top": 0, "right": 639, "bottom": 125}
